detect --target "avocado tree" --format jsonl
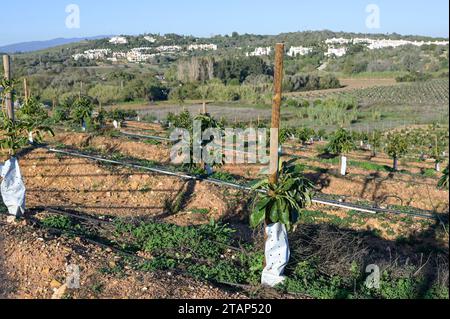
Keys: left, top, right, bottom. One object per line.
{"left": 1, "top": 79, "right": 54, "bottom": 155}
{"left": 279, "top": 127, "right": 295, "bottom": 144}
{"left": 170, "top": 111, "right": 224, "bottom": 175}
{"left": 107, "top": 109, "right": 138, "bottom": 129}
{"left": 1, "top": 75, "right": 53, "bottom": 217}
{"left": 386, "top": 132, "right": 408, "bottom": 171}
{"left": 438, "top": 165, "right": 449, "bottom": 190}
{"left": 368, "top": 130, "right": 383, "bottom": 157}
{"left": 326, "top": 128, "right": 355, "bottom": 176}
{"left": 296, "top": 127, "right": 315, "bottom": 145}
{"left": 70, "top": 96, "right": 94, "bottom": 130}
{"left": 250, "top": 162, "right": 314, "bottom": 231}
{"left": 428, "top": 132, "right": 448, "bottom": 172}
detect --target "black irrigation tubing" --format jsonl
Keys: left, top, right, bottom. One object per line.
{"left": 33, "top": 144, "right": 439, "bottom": 221}
{"left": 312, "top": 196, "right": 439, "bottom": 220}
{"left": 35, "top": 206, "right": 114, "bottom": 224}
{"left": 120, "top": 131, "right": 179, "bottom": 142}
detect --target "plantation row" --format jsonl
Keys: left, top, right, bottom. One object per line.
{"left": 335, "top": 78, "right": 449, "bottom": 106}
{"left": 1, "top": 87, "right": 448, "bottom": 191}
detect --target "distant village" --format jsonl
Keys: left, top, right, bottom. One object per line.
{"left": 72, "top": 35, "right": 450, "bottom": 63}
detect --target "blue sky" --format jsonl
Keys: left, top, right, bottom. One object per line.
{"left": 0, "top": 0, "right": 448, "bottom": 45}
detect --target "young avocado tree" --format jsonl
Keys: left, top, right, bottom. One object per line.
{"left": 70, "top": 96, "right": 94, "bottom": 131}
{"left": 279, "top": 127, "right": 295, "bottom": 144}
{"left": 171, "top": 111, "right": 224, "bottom": 175}
{"left": 326, "top": 128, "right": 355, "bottom": 176}
{"left": 429, "top": 133, "right": 447, "bottom": 172}
{"left": 385, "top": 132, "right": 408, "bottom": 171}
{"left": 368, "top": 130, "right": 383, "bottom": 157}
{"left": 250, "top": 162, "right": 314, "bottom": 230}
{"left": 0, "top": 77, "right": 54, "bottom": 217}
{"left": 250, "top": 161, "right": 314, "bottom": 286}
{"left": 296, "top": 128, "right": 315, "bottom": 145}
{"left": 108, "top": 109, "right": 138, "bottom": 129}
{"left": 316, "top": 129, "right": 327, "bottom": 142}
{"left": 438, "top": 165, "right": 449, "bottom": 190}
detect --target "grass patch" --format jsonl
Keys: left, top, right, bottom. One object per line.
{"left": 114, "top": 219, "right": 264, "bottom": 285}
{"left": 421, "top": 168, "right": 437, "bottom": 178}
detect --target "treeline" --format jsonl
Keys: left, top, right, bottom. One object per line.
{"left": 171, "top": 56, "right": 340, "bottom": 103}
{"left": 327, "top": 43, "right": 449, "bottom": 75}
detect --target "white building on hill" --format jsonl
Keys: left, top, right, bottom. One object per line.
{"left": 287, "top": 46, "right": 313, "bottom": 57}
{"left": 156, "top": 45, "right": 182, "bottom": 53}
{"left": 188, "top": 44, "right": 218, "bottom": 51}
{"left": 144, "top": 36, "right": 157, "bottom": 43}
{"left": 246, "top": 47, "right": 272, "bottom": 57}
{"left": 325, "top": 47, "right": 347, "bottom": 57}
{"left": 73, "top": 49, "right": 111, "bottom": 61}
{"left": 109, "top": 36, "right": 128, "bottom": 45}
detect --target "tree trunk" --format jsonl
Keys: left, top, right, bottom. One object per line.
{"left": 393, "top": 157, "right": 398, "bottom": 171}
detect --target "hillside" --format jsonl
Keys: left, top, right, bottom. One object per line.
{"left": 0, "top": 36, "right": 111, "bottom": 54}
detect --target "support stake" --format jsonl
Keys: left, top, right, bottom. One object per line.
{"left": 269, "top": 43, "right": 284, "bottom": 185}
{"left": 3, "top": 55, "right": 14, "bottom": 121}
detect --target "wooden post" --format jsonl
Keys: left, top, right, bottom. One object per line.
{"left": 202, "top": 102, "right": 207, "bottom": 114}
{"left": 3, "top": 55, "right": 14, "bottom": 121}
{"left": 263, "top": 44, "right": 285, "bottom": 275}
{"left": 269, "top": 43, "right": 284, "bottom": 185}
{"left": 79, "top": 81, "right": 83, "bottom": 99}
{"left": 23, "top": 77, "right": 29, "bottom": 103}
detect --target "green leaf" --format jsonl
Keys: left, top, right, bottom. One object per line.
{"left": 279, "top": 199, "right": 290, "bottom": 225}
{"left": 251, "top": 178, "right": 269, "bottom": 190}
{"left": 269, "top": 202, "right": 280, "bottom": 223}
{"left": 255, "top": 197, "right": 271, "bottom": 211}
{"left": 250, "top": 207, "right": 266, "bottom": 228}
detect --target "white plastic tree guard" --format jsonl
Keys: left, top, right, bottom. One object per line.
{"left": 261, "top": 223, "right": 290, "bottom": 287}
{"left": 340, "top": 155, "right": 347, "bottom": 176}
{"left": 435, "top": 162, "right": 441, "bottom": 172}
{"left": 0, "top": 157, "right": 26, "bottom": 217}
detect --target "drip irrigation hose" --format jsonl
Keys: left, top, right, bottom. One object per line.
{"left": 28, "top": 143, "right": 440, "bottom": 221}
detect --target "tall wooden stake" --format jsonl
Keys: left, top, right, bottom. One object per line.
{"left": 23, "top": 77, "right": 29, "bottom": 103}
{"left": 3, "top": 55, "right": 14, "bottom": 121}
{"left": 269, "top": 44, "right": 285, "bottom": 185}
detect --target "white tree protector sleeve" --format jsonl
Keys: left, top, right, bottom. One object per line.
{"left": 0, "top": 157, "right": 26, "bottom": 217}
{"left": 261, "top": 223, "right": 290, "bottom": 287}
{"left": 340, "top": 156, "right": 347, "bottom": 176}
